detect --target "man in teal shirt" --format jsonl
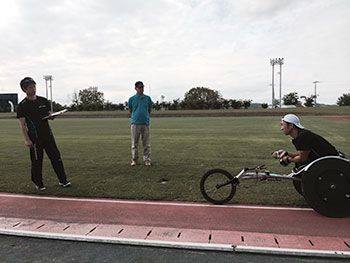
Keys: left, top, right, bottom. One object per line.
{"left": 128, "top": 81, "right": 152, "bottom": 166}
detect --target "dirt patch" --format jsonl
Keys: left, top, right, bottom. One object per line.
{"left": 321, "top": 116, "right": 350, "bottom": 122}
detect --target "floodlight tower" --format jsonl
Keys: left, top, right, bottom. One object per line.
{"left": 277, "top": 58, "right": 284, "bottom": 108}
{"left": 270, "top": 59, "right": 276, "bottom": 107}
{"left": 270, "top": 58, "right": 284, "bottom": 108}
{"left": 43, "top": 75, "right": 53, "bottom": 111}
{"left": 313, "top": 80, "right": 320, "bottom": 106}
{"left": 268, "top": 84, "right": 274, "bottom": 107}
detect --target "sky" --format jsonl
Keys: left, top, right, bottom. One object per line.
{"left": 0, "top": 0, "right": 349, "bottom": 106}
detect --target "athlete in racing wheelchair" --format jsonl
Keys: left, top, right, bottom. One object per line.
{"left": 274, "top": 114, "right": 349, "bottom": 217}
{"left": 200, "top": 115, "right": 349, "bottom": 218}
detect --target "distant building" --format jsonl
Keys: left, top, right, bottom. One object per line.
{"left": 0, "top": 93, "right": 18, "bottom": 112}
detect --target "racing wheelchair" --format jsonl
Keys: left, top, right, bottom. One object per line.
{"left": 200, "top": 155, "right": 350, "bottom": 218}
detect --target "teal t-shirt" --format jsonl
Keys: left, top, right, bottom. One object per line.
{"left": 128, "top": 94, "right": 152, "bottom": 125}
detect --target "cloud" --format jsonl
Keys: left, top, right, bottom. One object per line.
{"left": 0, "top": 0, "right": 349, "bottom": 105}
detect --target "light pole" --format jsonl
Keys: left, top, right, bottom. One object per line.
{"left": 268, "top": 84, "right": 274, "bottom": 107}
{"left": 43, "top": 75, "right": 53, "bottom": 111}
{"left": 313, "top": 81, "right": 319, "bottom": 106}
{"left": 270, "top": 58, "right": 284, "bottom": 108}
{"left": 270, "top": 59, "right": 275, "bottom": 107}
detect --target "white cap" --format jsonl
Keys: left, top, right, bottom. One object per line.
{"left": 282, "top": 114, "right": 304, "bottom": 129}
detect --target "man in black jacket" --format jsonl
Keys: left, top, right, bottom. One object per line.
{"left": 17, "top": 77, "right": 71, "bottom": 190}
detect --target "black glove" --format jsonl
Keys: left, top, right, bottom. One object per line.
{"left": 279, "top": 157, "right": 289, "bottom": 166}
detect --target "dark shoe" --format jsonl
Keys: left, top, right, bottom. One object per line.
{"left": 59, "top": 181, "right": 71, "bottom": 187}
{"left": 35, "top": 185, "right": 46, "bottom": 191}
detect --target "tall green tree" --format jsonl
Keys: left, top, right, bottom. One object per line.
{"left": 79, "top": 87, "right": 104, "bottom": 105}
{"left": 52, "top": 101, "right": 64, "bottom": 112}
{"left": 168, "top": 99, "right": 181, "bottom": 110}
{"left": 229, "top": 99, "right": 242, "bottom": 109}
{"left": 182, "top": 87, "right": 222, "bottom": 109}
{"left": 73, "top": 87, "right": 105, "bottom": 111}
{"left": 337, "top": 93, "right": 350, "bottom": 106}
{"left": 242, "top": 99, "right": 252, "bottom": 109}
{"left": 301, "top": 95, "right": 316, "bottom": 107}
{"left": 221, "top": 99, "right": 230, "bottom": 109}
{"left": 283, "top": 92, "right": 300, "bottom": 105}
{"left": 153, "top": 101, "right": 161, "bottom": 111}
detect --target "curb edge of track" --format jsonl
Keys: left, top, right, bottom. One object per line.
{"left": 1, "top": 228, "right": 350, "bottom": 259}
{"left": 233, "top": 245, "right": 350, "bottom": 258}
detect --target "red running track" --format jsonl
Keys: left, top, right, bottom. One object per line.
{"left": 321, "top": 116, "right": 350, "bottom": 122}
{"left": 0, "top": 193, "right": 349, "bottom": 238}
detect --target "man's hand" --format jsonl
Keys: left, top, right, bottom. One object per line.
{"left": 25, "top": 139, "right": 33, "bottom": 148}
{"left": 280, "top": 156, "right": 290, "bottom": 166}
{"left": 272, "top": 150, "right": 290, "bottom": 166}
{"left": 47, "top": 112, "right": 56, "bottom": 120}
{"left": 278, "top": 150, "right": 289, "bottom": 158}
{"left": 272, "top": 150, "right": 288, "bottom": 159}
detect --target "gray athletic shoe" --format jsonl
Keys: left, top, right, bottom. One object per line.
{"left": 59, "top": 181, "right": 71, "bottom": 187}
{"left": 35, "top": 185, "right": 46, "bottom": 191}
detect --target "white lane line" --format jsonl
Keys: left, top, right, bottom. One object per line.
{"left": 0, "top": 193, "right": 312, "bottom": 211}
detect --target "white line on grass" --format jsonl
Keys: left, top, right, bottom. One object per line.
{"left": 0, "top": 193, "right": 312, "bottom": 211}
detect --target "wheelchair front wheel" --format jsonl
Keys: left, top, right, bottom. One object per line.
{"left": 200, "top": 169, "right": 236, "bottom": 204}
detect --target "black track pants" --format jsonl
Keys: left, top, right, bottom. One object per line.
{"left": 29, "top": 136, "right": 67, "bottom": 186}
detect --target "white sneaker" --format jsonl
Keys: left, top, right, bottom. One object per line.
{"left": 35, "top": 185, "right": 46, "bottom": 191}
{"left": 59, "top": 181, "right": 71, "bottom": 187}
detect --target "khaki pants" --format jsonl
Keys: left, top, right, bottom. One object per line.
{"left": 131, "top": 124, "right": 151, "bottom": 162}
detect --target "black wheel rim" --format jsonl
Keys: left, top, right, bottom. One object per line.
{"left": 302, "top": 158, "right": 350, "bottom": 218}
{"left": 200, "top": 169, "right": 236, "bottom": 204}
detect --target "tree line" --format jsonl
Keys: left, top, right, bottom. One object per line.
{"left": 282, "top": 92, "right": 350, "bottom": 107}
{"left": 51, "top": 86, "right": 350, "bottom": 112}
{"left": 56, "top": 87, "right": 253, "bottom": 112}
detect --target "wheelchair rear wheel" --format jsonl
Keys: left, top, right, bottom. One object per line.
{"left": 302, "top": 158, "right": 350, "bottom": 218}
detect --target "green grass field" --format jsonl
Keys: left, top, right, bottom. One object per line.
{"left": 0, "top": 115, "right": 349, "bottom": 207}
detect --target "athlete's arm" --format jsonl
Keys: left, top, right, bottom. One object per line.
{"left": 283, "top": 150, "right": 310, "bottom": 164}
{"left": 18, "top": 117, "right": 33, "bottom": 148}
